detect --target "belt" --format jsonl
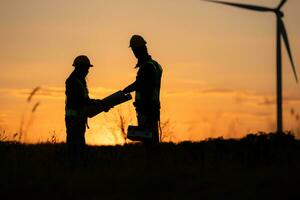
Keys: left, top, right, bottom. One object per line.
{"left": 65, "top": 109, "right": 90, "bottom": 129}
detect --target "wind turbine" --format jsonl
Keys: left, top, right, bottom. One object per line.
{"left": 204, "top": 0, "right": 298, "bottom": 134}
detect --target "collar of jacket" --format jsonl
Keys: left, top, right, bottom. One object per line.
{"left": 135, "top": 55, "right": 152, "bottom": 68}
{"left": 72, "top": 70, "right": 86, "bottom": 82}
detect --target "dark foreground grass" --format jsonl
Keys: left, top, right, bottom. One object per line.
{"left": 1, "top": 132, "right": 300, "bottom": 200}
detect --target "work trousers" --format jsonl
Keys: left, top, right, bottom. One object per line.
{"left": 65, "top": 117, "right": 87, "bottom": 162}
{"left": 137, "top": 108, "right": 160, "bottom": 144}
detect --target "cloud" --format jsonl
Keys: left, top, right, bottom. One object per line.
{"left": 255, "top": 95, "right": 300, "bottom": 106}
{"left": 0, "top": 86, "right": 118, "bottom": 100}
{"left": 162, "top": 86, "right": 300, "bottom": 111}
{"left": 256, "top": 97, "right": 275, "bottom": 106}
{"left": 162, "top": 87, "right": 234, "bottom": 96}
{"left": 2, "top": 84, "right": 300, "bottom": 110}
{"left": 15, "top": 87, "right": 65, "bottom": 100}
{"left": 201, "top": 88, "right": 234, "bottom": 94}
{"left": 252, "top": 111, "right": 272, "bottom": 117}
{"left": 178, "top": 79, "right": 207, "bottom": 86}
{"left": 163, "top": 87, "right": 251, "bottom": 102}
{"left": 162, "top": 90, "right": 195, "bottom": 97}
{"left": 89, "top": 87, "right": 117, "bottom": 97}
{"left": 284, "top": 96, "right": 300, "bottom": 103}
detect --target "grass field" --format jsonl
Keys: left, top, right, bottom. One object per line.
{"left": 1, "top": 132, "right": 300, "bottom": 200}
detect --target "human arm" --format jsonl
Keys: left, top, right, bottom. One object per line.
{"left": 123, "top": 81, "right": 137, "bottom": 94}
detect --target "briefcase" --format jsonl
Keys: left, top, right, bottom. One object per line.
{"left": 127, "top": 125, "right": 152, "bottom": 141}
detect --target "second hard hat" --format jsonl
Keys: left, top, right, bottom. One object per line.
{"left": 129, "top": 35, "right": 147, "bottom": 48}
{"left": 72, "top": 55, "right": 93, "bottom": 67}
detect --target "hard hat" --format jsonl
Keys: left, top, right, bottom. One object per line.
{"left": 72, "top": 55, "right": 93, "bottom": 67}
{"left": 129, "top": 35, "right": 147, "bottom": 48}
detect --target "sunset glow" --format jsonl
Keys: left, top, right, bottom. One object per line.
{"left": 1, "top": 0, "right": 300, "bottom": 145}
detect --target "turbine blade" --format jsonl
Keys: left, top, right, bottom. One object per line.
{"left": 203, "top": 0, "right": 273, "bottom": 12}
{"left": 277, "top": 0, "right": 287, "bottom": 10}
{"left": 279, "top": 18, "right": 298, "bottom": 83}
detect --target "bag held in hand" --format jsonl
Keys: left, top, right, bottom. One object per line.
{"left": 127, "top": 125, "right": 152, "bottom": 141}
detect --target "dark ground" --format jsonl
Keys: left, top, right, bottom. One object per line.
{"left": 1, "top": 132, "right": 300, "bottom": 200}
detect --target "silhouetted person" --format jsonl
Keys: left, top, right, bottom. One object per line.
{"left": 123, "top": 35, "right": 163, "bottom": 150}
{"left": 65, "top": 55, "right": 110, "bottom": 163}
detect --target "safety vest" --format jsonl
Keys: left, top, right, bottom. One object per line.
{"left": 135, "top": 60, "right": 162, "bottom": 103}
{"left": 65, "top": 77, "right": 89, "bottom": 118}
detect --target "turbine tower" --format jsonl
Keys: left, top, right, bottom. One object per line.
{"left": 204, "top": 0, "right": 298, "bottom": 134}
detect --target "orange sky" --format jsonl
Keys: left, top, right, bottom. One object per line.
{"left": 0, "top": 0, "right": 300, "bottom": 145}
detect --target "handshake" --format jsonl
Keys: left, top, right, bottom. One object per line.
{"left": 87, "top": 90, "right": 132, "bottom": 118}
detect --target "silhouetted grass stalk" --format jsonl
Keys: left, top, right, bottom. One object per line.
{"left": 18, "top": 87, "right": 41, "bottom": 143}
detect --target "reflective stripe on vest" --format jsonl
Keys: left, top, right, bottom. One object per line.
{"left": 65, "top": 109, "right": 80, "bottom": 117}
{"left": 136, "top": 60, "right": 162, "bottom": 102}
{"left": 65, "top": 108, "right": 88, "bottom": 118}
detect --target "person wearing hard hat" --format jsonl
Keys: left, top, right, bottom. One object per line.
{"left": 65, "top": 55, "right": 110, "bottom": 162}
{"left": 123, "top": 35, "right": 163, "bottom": 148}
